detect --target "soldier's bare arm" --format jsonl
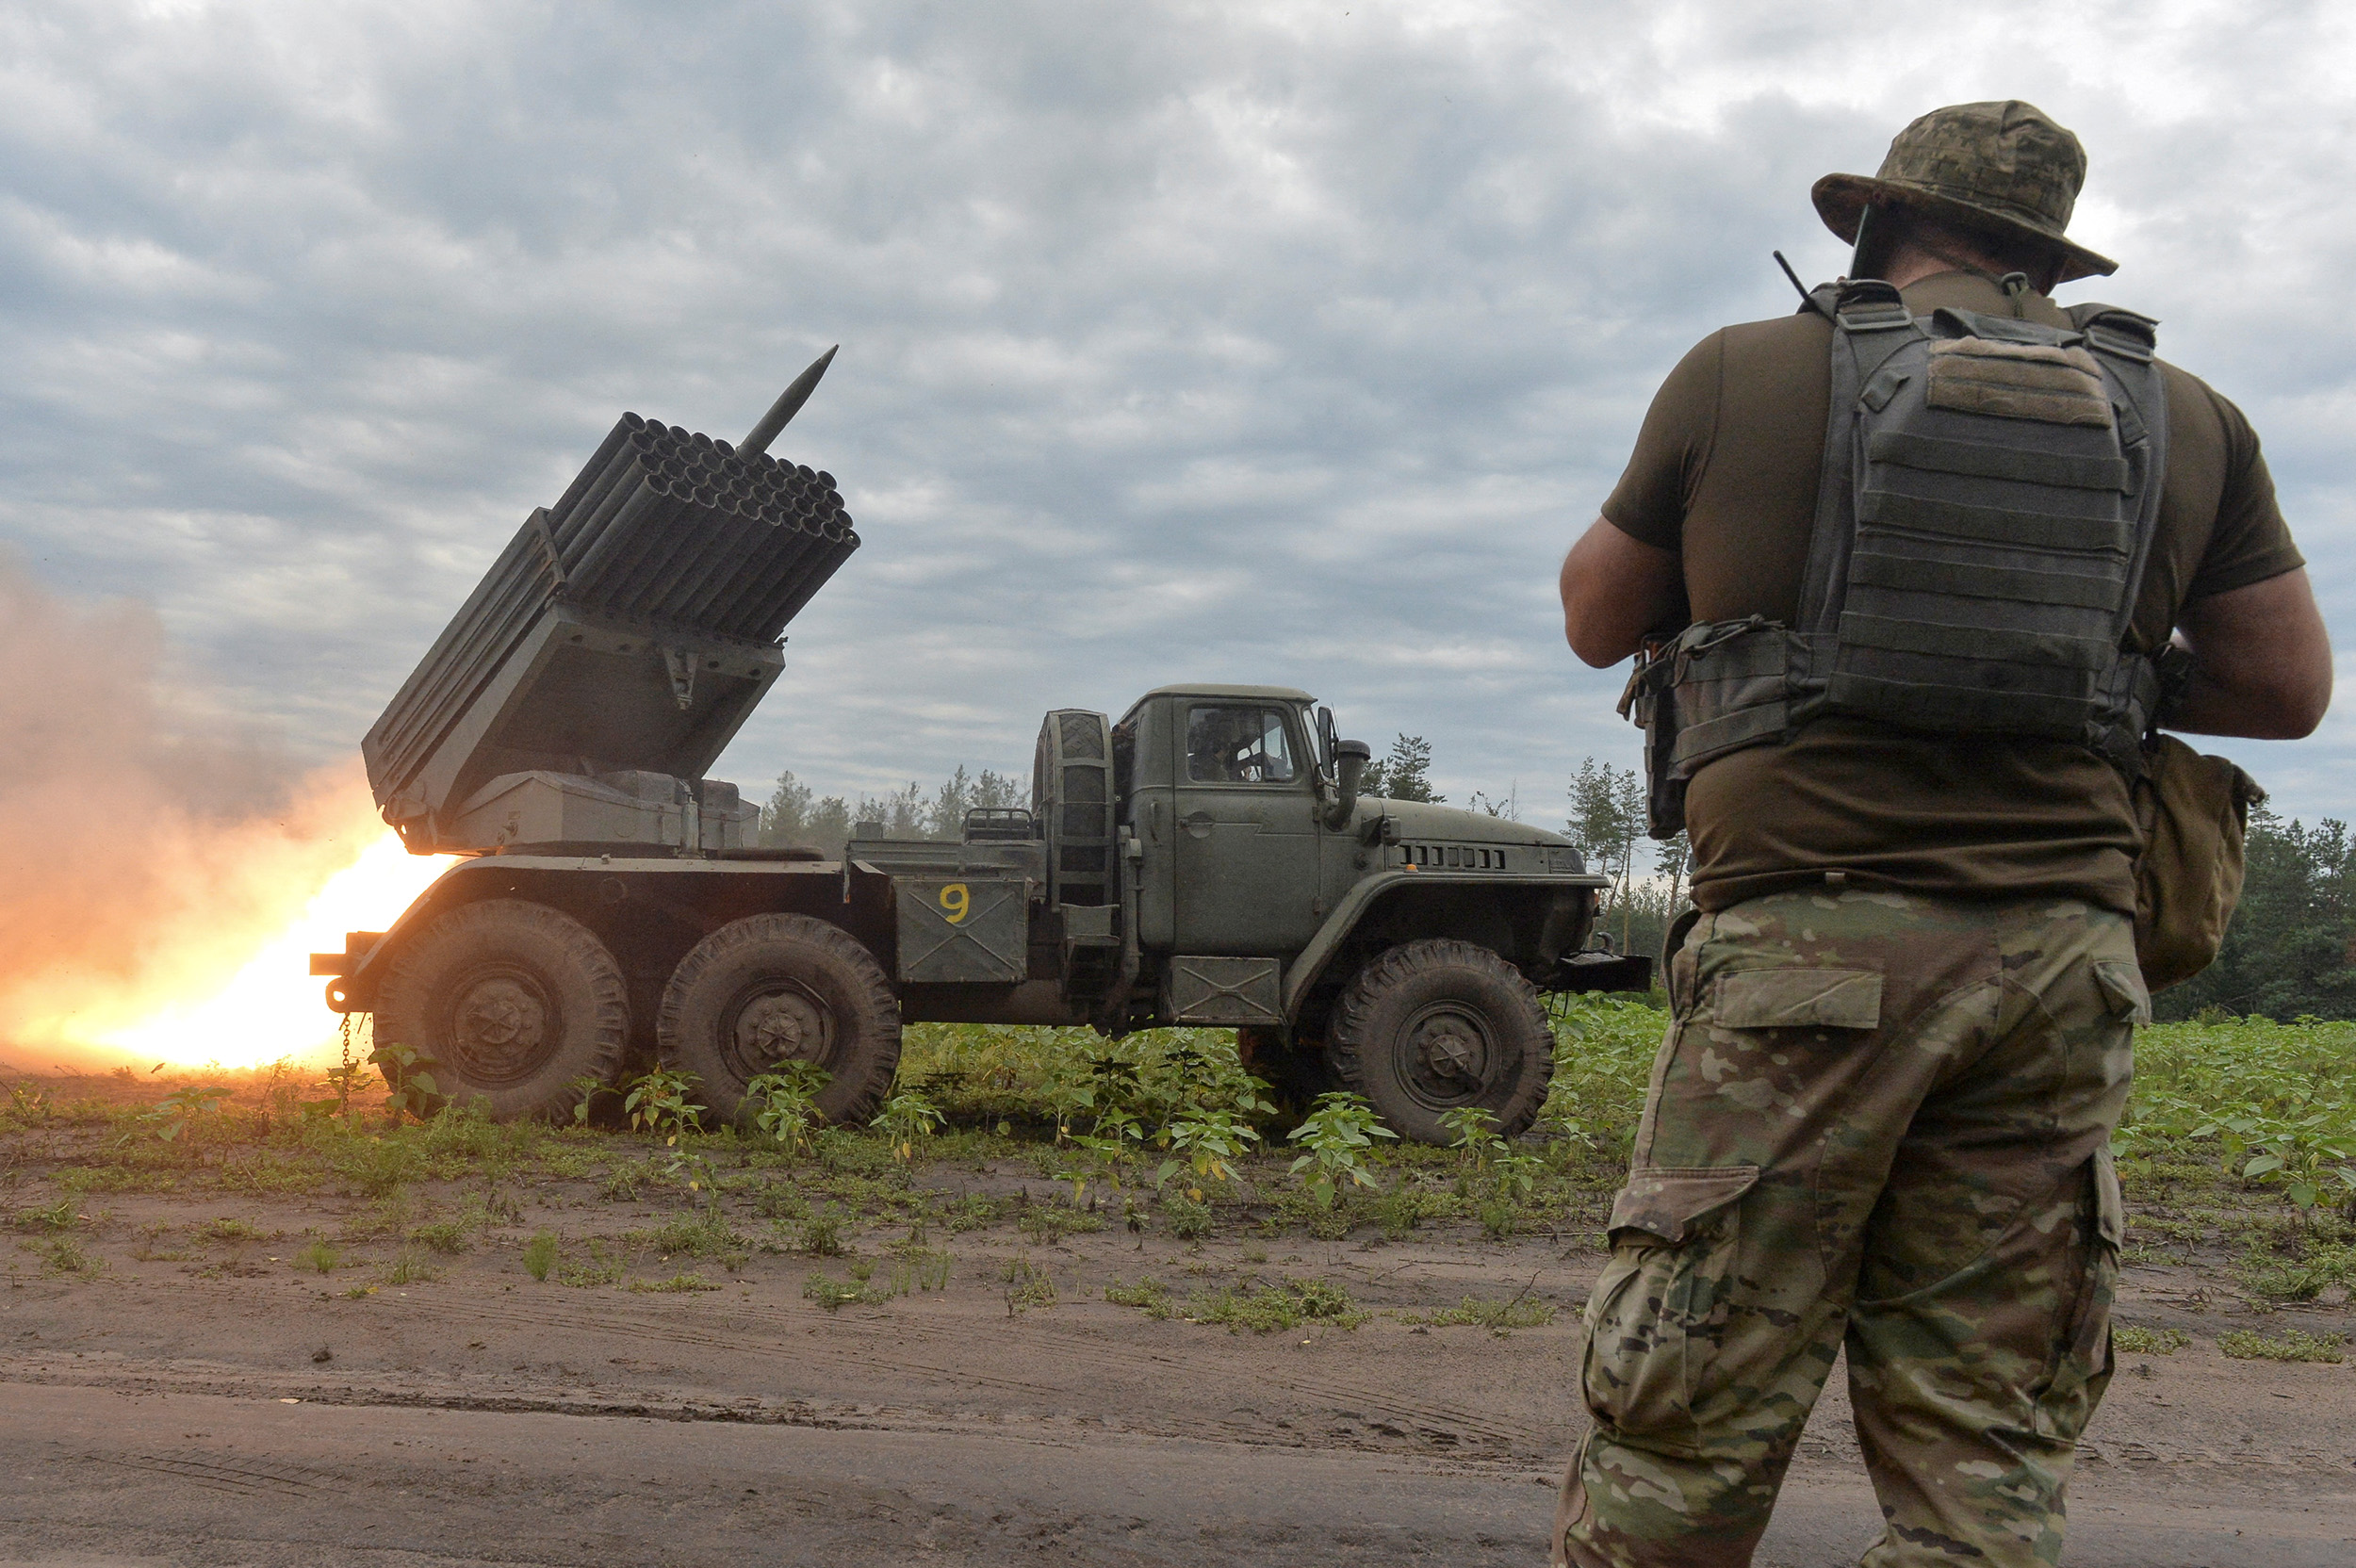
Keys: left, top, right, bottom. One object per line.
{"left": 1560, "top": 516, "right": 1683, "bottom": 668}
{"left": 2168, "top": 567, "right": 2333, "bottom": 739}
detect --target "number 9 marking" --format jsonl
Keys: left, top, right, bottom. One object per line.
{"left": 940, "top": 883, "right": 970, "bottom": 924}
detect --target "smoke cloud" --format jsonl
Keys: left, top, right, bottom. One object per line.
{"left": 0, "top": 554, "right": 384, "bottom": 1069}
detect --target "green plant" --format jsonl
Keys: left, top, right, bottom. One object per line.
{"left": 2112, "top": 1326, "right": 2190, "bottom": 1355}
{"left": 196, "top": 1217, "right": 263, "bottom": 1243}
{"left": 1019, "top": 1204, "right": 1103, "bottom": 1244}
{"left": 1186, "top": 1277, "right": 1367, "bottom": 1334}
{"left": 307, "top": 1026, "right": 378, "bottom": 1122}
{"left": 409, "top": 1219, "right": 471, "bottom": 1254}
{"left": 381, "top": 1250, "right": 442, "bottom": 1286}
{"left": 17, "top": 1199, "right": 83, "bottom": 1233}
{"left": 368, "top": 1043, "right": 443, "bottom": 1121}
{"left": 1155, "top": 1108, "right": 1263, "bottom": 1200}
{"left": 42, "top": 1237, "right": 101, "bottom": 1277}
{"left": 1399, "top": 1289, "right": 1554, "bottom": 1331}
{"left": 2117, "top": 1017, "right": 2356, "bottom": 1213}
{"left": 138, "top": 1084, "right": 233, "bottom": 1144}
{"left": 293, "top": 1239, "right": 341, "bottom": 1275}
{"left": 873, "top": 1087, "right": 946, "bottom": 1162}
{"left": 804, "top": 1272, "right": 889, "bottom": 1310}
{"left": 1066, "top": 1104, "right": 1144, "bottom": 1204}
{"left": 622, "top": 1067, "right": 706, "bottom": 1145}
{"left": 889, "top": 1248, "right": 954, "bottom": 1294}
{"left": 1001, "top": 1256, "right": 1057, "bottom": 1314}
{"left": 2217, "top": 1327, "right": 2346, "bottom": 1363}
{"left": 744, "top": 1062, "right": 832, "bottom": 1154}
{"left": 5, "top": 1081, "right": 52, "bottom": 1125}
{"left": 522, "top": 1231, "right": 559, "bottom": 1282}
{"left": 1286, "top": 1092, "right": 1396, "bottom": 1209}
{"left": 1104, "top": 1278, "right": 1174, "bottom": 1318}
{"left": 569, "top": 1074, "right": 617, "bottom": 1125}
{"left": 1161, "top": 1192, "right": 1215, "bottom": 1240}
{"left": 555, "top": 1242, "right": 625, "bottom": 1288}
{"left": 630, "top": 1272, "right": 718, "bottom": 1294}
{"left": 800, "top": 1210, "right": 845, "bottom": 1257}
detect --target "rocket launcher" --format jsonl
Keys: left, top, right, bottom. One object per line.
{"left": 361, "top": 350, "right": 850, "bottom": 855}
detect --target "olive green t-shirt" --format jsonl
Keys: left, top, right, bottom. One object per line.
{"left": 1602, "top": 271, "right": 2304, "bottom": 914}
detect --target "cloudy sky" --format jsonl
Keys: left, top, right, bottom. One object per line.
{"left": 5, "top": 0, "right": 2350, "bottom": 830}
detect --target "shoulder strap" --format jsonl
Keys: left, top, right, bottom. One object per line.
{"left": 1796, "top": 281, "right": 1927, "bottom": 637}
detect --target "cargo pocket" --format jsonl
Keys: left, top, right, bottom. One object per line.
{"left": 1711, "top": 967, "right": 1882, "bottom": 1030}
{"left": 1579, "top": 1166, "right": 1759, "bottom": 1455}
{"left": 2092, "top": 959, "right": 2151, "bottom": 1025}
{"left": 2033, "top": 1148, "right": 2124, "bottom": 1441}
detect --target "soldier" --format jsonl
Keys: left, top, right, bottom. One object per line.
{"left": 1553, "top": 102, "right": 2331, "bottom": 1566}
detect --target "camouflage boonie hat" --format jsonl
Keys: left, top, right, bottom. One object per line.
{"left": 1813, "top": 101, "right": 2118, "bottom": 282}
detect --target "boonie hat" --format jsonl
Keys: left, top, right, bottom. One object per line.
{"left": 1812, "top": 101, "right": 2118, "bottom": 283}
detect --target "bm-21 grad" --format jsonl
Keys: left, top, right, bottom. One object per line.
{"left": 315, "top": 355, "right": 1650, "bottom": 1143}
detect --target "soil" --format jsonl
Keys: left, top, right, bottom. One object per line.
{"left": 2, "top": 1078, "right": 2353, "bottom": 1564}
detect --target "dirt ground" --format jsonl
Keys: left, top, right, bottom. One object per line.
{"left": 3, "top": 1078, "right": 2354, "bottom": 1564}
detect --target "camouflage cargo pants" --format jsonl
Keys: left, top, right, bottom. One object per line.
{"left": 1555, "top": 890, "right": 2148, "bottom": 1568}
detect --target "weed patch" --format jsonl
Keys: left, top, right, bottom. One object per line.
{"left": 803, "top": 1272, "right": 890, "bottom": 1311}
{"left": 2113, "top": 1326, "right": 2190, "bottom": 1355}
{"left": 1018, "top": 1204, "right": 1103, "bottom": 1244}
{"left": 630, "top": 1272, "right": 718, "bottom": 1294}
{"left": 41, "top": 1237, "right": 101, "bottom": 1278}
{"left": 1399, "top": 1293, "right": 1555, "bottom": 1331}
{"left": 380, "top": 1250, "right": 442, "bottom": 1286}
{"left": 1186, "top": 1277, "right": 1366, "bottom": 1334}
{"left": 522, "top": 1231, "right": 559, "bottom": 1282}
{"left": 293, "top": 1239, "right": 342, "bottom": 1275}
{"left": 2217, "top": 1327, "right": 2346, "bottom": 1363}
{"left": 408, "top": 1219, "right": 471, "bottom": 1254}
{"left": 1001, "top": 1257, "right": 1056, "bottom": 1314}
{"left": 1104, "top": 1278, "right": 1175, "bottom": 1318}
{"left": 1160, "top": 1193, "right": 1214, "bottom": 1240}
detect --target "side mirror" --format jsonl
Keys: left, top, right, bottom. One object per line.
{"left": 1317, "top": 706, "right": 1338, "bottom": 774}
{"left": 1324, "top": 738, "right": 1371, "bottom": 829}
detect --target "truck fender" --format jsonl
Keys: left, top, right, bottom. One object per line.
{"left": 1280, "top": 871, "right": 1606, "bottom": 1021}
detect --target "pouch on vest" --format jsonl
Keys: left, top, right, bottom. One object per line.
{"left": 2133, "top": 733, "right": 2264, "bottom": 990}
{"left": 1628, "top": 282, "right": 2174, "bottom": 838}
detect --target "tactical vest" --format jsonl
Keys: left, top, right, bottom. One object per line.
{"left": 1623, "top": 278, "right": 2170, "bottom": 838}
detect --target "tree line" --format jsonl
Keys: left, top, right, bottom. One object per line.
{"left": 762, "top": 743, "right": 2348, "bottom": 1020}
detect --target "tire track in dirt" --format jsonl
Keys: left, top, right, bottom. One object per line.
{"left": 380, "top": 1290, "right": 1551, "bottom": 1454}
{"left": 25, "top": 1273, "right": 1560, "bottom": 1460}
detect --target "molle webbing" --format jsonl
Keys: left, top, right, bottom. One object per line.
{"left": 1627, "top": 285, "right": 2168, "bottom": 836}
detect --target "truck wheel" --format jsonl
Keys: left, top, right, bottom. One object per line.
{"left": 1328, "top": 939, "right": 1553, "bottom": 1144}
{"left": 375, "top": 900, "right": 630, "bottom": 1122}
{"left": 657, "top": 914, "right": 901, "bottom": 1130}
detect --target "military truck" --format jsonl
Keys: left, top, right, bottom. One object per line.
{"left": 315, "top": 359, "right": 1650, "bottom": 1143}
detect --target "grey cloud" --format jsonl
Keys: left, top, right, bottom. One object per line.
{"left": 0, "top": 0, "right": 2347, "bottom": 831}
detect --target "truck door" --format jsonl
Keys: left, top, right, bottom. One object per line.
{"left": 1171, "top": 702, "right": 1322, "bottom": 956}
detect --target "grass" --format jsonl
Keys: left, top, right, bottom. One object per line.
{"left": 630, "top": 1272, "right": 719, "bottom": 1294}
{"left": 1399, "top": 1293, "right": 1556, "bottom": 1331}
{"left": 2113, "top": 1326, "right": 2190, "bottom": 1355}
{"left": 803, "top": 1272, "right": 890, "bottom": 1310}
{"left": 2217, "top": 1328, "right": 2347, "bottom": 1364}
{"left": 522, "top": 1231, "right": 559, "bottom": 1282}
{"left": 1000, "top": 1256, "right": 1056, "bottom": 1313}
{"left": 7, "top": 1009, "right": 2354, "bottom": 1326}
{"left": 1185, "top": 1277, "right": 1367, "bottom": 1333}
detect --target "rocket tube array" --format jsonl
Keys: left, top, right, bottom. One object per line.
{"left": 364, "top": 413, "right": 859, "bottom": 811}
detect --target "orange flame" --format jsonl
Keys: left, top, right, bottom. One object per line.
{"left": 0, "top": 559, "right": 458, "bottom": 1074}
{"left": 1, "top": 766, "right": 456, "bottom": 1071}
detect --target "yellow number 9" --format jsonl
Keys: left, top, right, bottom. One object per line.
{"left": 940, "top": 883, "right": 969, "bottom": 924}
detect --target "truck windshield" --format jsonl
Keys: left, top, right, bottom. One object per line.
{"left": 1186, "top": 706, "right": 1296, "bottom": 784}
